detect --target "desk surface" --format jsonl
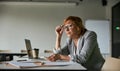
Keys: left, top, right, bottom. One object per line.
{"left": 0, "top": 61, "right": 86, "bottom": 70}
{"left": 0, "top": 53, "right": 87, "bottom": 70}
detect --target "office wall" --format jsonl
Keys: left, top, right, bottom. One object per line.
{"left": 0, "top": 0, "right": 119, "bottom": 53}
{"left": 85, "top": 20, "right": 111, "bottom": 58}
{"left": 105, "top": 0, "right": 120, "bottom": 20}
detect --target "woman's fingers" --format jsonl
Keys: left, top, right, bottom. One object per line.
{"left": 47, "top": 54, "right": 59, "bottom": 61}
{"left": 55, "top": 25, "right": 64, "bottom": 34}
{"left": 47, "top": 54, "right": 55, "bottom": 61}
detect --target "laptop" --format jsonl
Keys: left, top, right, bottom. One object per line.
{"left": 24, "top": 39, "right": 33, "bottom": 59}
{"left": 24, "top": 39, "right": 47, "bottom": 60}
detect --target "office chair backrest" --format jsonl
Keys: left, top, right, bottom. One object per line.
{"left": 101, "top": 57, "right": 120, "bottom": 71}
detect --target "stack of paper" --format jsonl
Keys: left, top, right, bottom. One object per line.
{"left": 7, "top": 60, "right": 74, "bottom": 68}
{"left": 43, "top": 60, "right": 73, "bottom": 66}
{"left": 7, "top": 60, "right": 44, "bottom": 68}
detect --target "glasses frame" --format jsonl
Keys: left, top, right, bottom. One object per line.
{"left": 64, "top": 24, "right": 75, "bottom": 31}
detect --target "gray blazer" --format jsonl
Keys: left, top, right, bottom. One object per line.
{"left": 53, "top": 30, "right": 105, "bottom": 71}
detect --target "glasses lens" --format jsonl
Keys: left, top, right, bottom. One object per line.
{"left": 64, "top": 24, "right": 73, "bottom": 30}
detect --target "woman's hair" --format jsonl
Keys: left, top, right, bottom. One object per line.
{"left": 64, "top": 16, "right": 86, "bottom": 35}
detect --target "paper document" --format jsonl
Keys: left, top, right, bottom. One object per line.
{"left": 43, "top": 60, "right": 74, "bottom": 66}
{"left": 7, "top": 60, "right": 44, "bottom": 68}
{"left": 7, "top": 60, "right": 74, "bottom": 68}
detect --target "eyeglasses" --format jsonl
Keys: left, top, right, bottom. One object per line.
{"left": 64, "top": 24, "right": 73, "bottom": 30}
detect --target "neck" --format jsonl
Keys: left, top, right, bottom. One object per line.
{"left": 72, "top": 34, "right": 80, "bottom": 48}
{"left": 72, "top": 33, "right": 81, "bottom": 40}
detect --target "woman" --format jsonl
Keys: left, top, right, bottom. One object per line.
{"left": 47, "top": 16, "right": 105, "bottom": 71}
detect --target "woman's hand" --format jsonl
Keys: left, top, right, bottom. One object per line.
{"left": 55, "top": 25, "right": 64, "bottom": 37}
{"left": 47, "top": 54, "right": 60, "bottom": 62}
{"left": 55, "top": 25, "right": 64, "bottom": 50}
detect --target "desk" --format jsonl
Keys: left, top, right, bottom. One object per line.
{"left": 0, "top": 53, "right": 87, "bottom": 71}
{"left": 0, "top": 52, "right": 27, "bottom": 61}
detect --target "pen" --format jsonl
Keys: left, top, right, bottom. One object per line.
{"left": 17, "top": 60, "right": 27, "bottom": 62}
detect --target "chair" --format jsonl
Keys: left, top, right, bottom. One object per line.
{"left": 101, "top": 57, "right": 120, "bottom": 71}
{"left": 0, "top": 50, "right": 11, "bottom": 61}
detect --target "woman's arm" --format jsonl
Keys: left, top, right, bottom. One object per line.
{"left": 53, "top": 38, "right": 70, "bottom": 55}
{"left": 49, "top": 38, "right": 71, "bottom": 61}
{"left": 55, "top": 25, "right": 64, "bottom": 50}
{"left": 47, "top": 54, "right": 70, "bottom": 61}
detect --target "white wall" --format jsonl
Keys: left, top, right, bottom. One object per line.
{"left": 85, "top": 20, "right": 111, "bottom": 58}
{"left": 0, "top": 0, "right": 119, "bottom": 53}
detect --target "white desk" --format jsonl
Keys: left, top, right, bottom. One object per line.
{"left": 0, "top": 53, "right": 87, "bottom": 71}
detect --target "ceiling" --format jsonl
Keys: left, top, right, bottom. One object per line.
{"left": 0, "top": 0, "right": 82, "bottom": 2}
{"left": 0, "top": 0, "right": 83, "bottom": 6}
{"left": 0, "top": 0, "right": 107, "bottom": 6}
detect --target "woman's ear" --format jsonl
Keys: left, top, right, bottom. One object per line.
{"left": 77, "top": 27, "right": 80, "bottom": 31}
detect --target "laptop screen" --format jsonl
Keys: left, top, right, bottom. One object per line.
{"left": 24, "top": 39, "right": 33, "bottom": 59}
{"left": 25, "top": 39, "right": 32, "bottom": 50}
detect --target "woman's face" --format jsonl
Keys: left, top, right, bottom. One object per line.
{"left": 64, "top": 20, "right": 80, "bottom": 38}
